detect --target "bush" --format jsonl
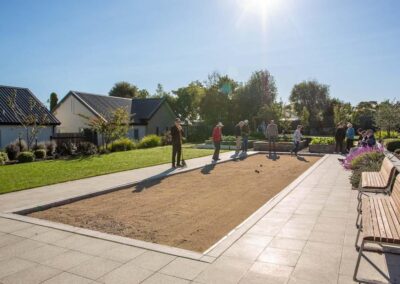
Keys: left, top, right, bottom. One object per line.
{"left": 5, "top": 143, "right": 20, "bottom": 160}
{"left": 249, "top": 132, "right": 265, "bottom": 140}
{"left": 32, "top": 142, "right": 46, "bottom": 151}
{"left": 0, "top": 151, "right": 8, "bottom": 165}
{"left": 45, "top": 141, "right": 57, "bottom": 156}
{"left": 108, "top": 138, "right": 136, "bottom": 152}
{"left": 34, "top": 149, "right": 46, "bottom": 159}
{"left": 309, "top": 137, "right": 335, "bottom": 145}
{"left": 17, "top": 151, "right": 35, "bottom": 163}
{"left": 384, "top": 139, "right": 400, "bottom": 152}
{"left": 376, "top": 130, "right": 399, "bottom": 139}
{"left": 77, "top": 142, "right": 98, "bottom": 155}
{"left": 56, "top": 142, "right": 77, "bottom": 156}
{"left": 138, "top": 135, "right": 161, "bottom": 149}
{"left": 5, "top": 139, "right": 28, "bottom": 160}
{"left": 349, "top": 151, "right": 385, "bottom": 188}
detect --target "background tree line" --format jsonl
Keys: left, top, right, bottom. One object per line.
{"left": 49, "top": 71, "right": 400, "bottom": 139}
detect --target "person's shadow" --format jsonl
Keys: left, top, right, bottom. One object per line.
{"left": 132, "top": 168, "right": 176, "bottom": 193}
{"left": 201, "top": 163, "right": 216, "bottom": 174}
{"left": 296, "top": 156, "right": 309, "bottom": 162}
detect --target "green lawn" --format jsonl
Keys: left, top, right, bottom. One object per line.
{"left": 0, "top": 145, "right": 216, "bottom": 194}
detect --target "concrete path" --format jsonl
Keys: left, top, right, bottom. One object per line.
{"left": 1, "top": 154, "right": 399, "bottom": 283}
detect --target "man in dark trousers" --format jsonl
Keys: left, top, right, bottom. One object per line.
{"left": 335, "top": 122, "right": 346, "bottom": 154}
{"left": 170, "top": 118, "right": 184, "bottom": 168}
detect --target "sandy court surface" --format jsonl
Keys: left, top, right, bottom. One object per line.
{"left": 29, "top": 154, "right": 320, "bottom": 252}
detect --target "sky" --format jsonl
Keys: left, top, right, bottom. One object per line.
{"left": 0, "top": 0, "right": 399, "bottom": 106}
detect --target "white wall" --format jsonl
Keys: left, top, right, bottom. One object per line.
{"left": 0, "top": 125, "right": 54, "bottom": 149}
{"left": 53, "top": 94, "right": 95, "bottom": 133}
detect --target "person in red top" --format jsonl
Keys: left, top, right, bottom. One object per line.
{"left": 212, "top": 122, "right": 223, "bottom": 161}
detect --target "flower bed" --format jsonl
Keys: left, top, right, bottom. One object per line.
{"left": 308, "top": 137, "right": 335, "bottom": 153}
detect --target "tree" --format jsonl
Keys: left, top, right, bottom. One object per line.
{"left": 290, "top": 80, "right": 330, "bottom": 133}
{"left": 7, "top": 90, "right": 50, "bottom": 149}
{"left": 81, "top": 107, "right": 131, "bottom": 147}
{"left": 173, "top": 81, "right": 205, "bottom": 121}
{"left": 109, "top": 82, "right": 139, "bottom": 98}
{"left": 352, "top": 101, "right": 377, "bottom": 130}
{"left": 199, "top": 74, "right": 238, "bottom": 126}
{"left": 300, "top": 106, "right": 310, "bottom": 131}
{"left": 49, "top": 92, "right": 58, "bottom": 111}
{"left": 375, "top": 100, "right": 400, "bottom": 137}
{"left": 233, "top": 70, "right": 277, "bottom": 121}
{"left": 332, "top": 99, "right": 353, "bottom": 126}
{"left": 137, "top": 89, "right": 149, "bottom": 98}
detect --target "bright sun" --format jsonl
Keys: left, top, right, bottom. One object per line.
{"left": 237, "top": 0, "right": 282, "bottom": 26}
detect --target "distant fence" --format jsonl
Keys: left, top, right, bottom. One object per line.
{"left": 51, "top": 130, "right": 98, "bottom": 145}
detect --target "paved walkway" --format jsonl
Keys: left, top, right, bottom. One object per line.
{"left": 1, "top": 154, "right": 399, "bottom": 283}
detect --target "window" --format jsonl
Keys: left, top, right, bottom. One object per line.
{"left": 156, "top": 127, "right": 159, "bottom": 135}
{"left": 0, "top": 129, "right": 2, "bottom": 148}
{"left": 134, "top": 129, "right": 139, "bottom": 140}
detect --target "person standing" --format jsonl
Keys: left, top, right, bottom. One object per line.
{"left": 241, "top": 120, "right": 250, "bottom": 154}
{"left": 212, "top": 122, "right": 223, "bottom": 161}
{"left": 266, "top": 120, "right": 279, "bottom": 158}
{"left": 291, "top": 125, "right": 303, "bottom": 156}
{"left": 334, "top": 123, "right": 346, "bottom": 154}
{"left": 234, "top": 121, "right": 244, "bottom": 155}
{"left": 345, "top": 123, "right": 355, "bottom": 152}
{"left": 170, "top": 118, "right": 184, "bottom": 168}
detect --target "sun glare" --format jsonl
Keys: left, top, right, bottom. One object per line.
{"left": 236, "top": 0, "right": 283, "bottom": 29}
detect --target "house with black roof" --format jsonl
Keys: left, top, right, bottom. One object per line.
{"left": 0, "top": 85, "right": 60, "bottom": 149}
{"left": 52, "top": 91, "right": 176, "bottom": 142}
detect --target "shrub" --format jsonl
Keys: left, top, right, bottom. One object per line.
{"left": 309, "top": 137, "right": 335, "bottom": 145}
{"left": 45, "top": 141, "right": 57, "bottom": 156}
{"left": 32, "top": 142, "right": 46, "bottom": 151}
{"left": 376, "top": 130, "right": 399, "bottom": 139}
{"left": 77, "top": 142, "right": 98, "bottom": 155}
{"left": 108, "top": 138, "right": 136, "bottom": 152}
{"left": 384, "top": 139, "right": 400, "bottom": 152}
{"left": 138, "top": 135, "right": 161, "bottom": 149}
{"left": 349, "top": 151, "right": 385, "bottom": 188}
{"left": 5, "top": 143, "right": 20, "bottom": 160}
{"left": 249, "top": 132, "right": 265, "bottom": 140}
{"left": 0, "top": 151, "right": 8, "bottom": 165}
{"left": 34, "top": 149, "right": 47, "bottom": 159}
{"left": 17, "top": 151, "right": 35, "bottom": 163}
{"left": 56, "top": 142, "right": 77, "bottom": 156}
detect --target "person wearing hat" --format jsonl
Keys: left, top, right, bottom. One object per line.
{"left": 170, "top": 118, "right": 184, "bottom": 168}
{"left": 241, "top": 120, "right": 250, "bottom": 154}
{"left": 212, "top": 122, "right": 224, "bottom": 161}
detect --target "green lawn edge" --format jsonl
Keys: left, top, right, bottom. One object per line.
{"left": 0, "top": 145, "right": 219, "bottom": 194}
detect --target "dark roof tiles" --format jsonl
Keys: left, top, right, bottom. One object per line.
{"left": 71, "top": 91, "right": 165, "bottom": 124}
{"left": 0, "top": 85, "right": 60, "bottom": 125}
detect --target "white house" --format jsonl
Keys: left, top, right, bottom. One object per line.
{"left": 0, "top": 85, "right": 60, "bottom": 149}
{"left": 52, "top": 91, "right": 176, "bottom": 143}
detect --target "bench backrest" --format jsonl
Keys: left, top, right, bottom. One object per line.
{"left": 380, "top": 157, "right": 396, "bottom": 187}
{"left": 391, "top": 175, "right": 400, "bottom": 208}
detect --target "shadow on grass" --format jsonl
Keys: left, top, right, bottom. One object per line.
{"left": 132, "top": 168, "right": 176, "bottom": 193}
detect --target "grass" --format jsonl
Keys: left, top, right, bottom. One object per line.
{"left": 0, "top": 145, "right": 217, "bottom": 194}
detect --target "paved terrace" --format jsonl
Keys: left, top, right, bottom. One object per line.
{"left": 1, "top": 153, "right": 399, "bottom": 283}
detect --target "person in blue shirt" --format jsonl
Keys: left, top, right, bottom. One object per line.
{"left": 345, "top": 123, "right": 355, "bottom": 152}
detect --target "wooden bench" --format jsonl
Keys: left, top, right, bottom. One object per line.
{"left": 357, "top": 157, "right": 397, "bottom": 212}
{"left": 354, "top": 175, "right": 400, "bottom": 283}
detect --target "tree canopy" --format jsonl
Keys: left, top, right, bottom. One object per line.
{"left": 109, "top": 81, "right": 149, "bottom": 98}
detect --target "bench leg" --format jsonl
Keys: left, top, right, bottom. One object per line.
{"left": 354, "top": 240, "right": 391, "bottom": 284}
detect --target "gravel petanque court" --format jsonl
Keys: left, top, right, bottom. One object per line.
{"left": 29, "top": 154, "right": 320, "bottom": 252}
